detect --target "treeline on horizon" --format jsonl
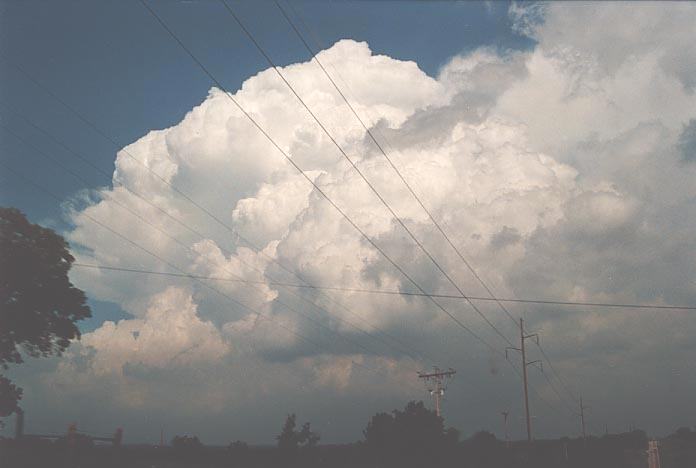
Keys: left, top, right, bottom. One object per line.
{"left": 2, "top": 401, "right": 696, "bottom": 468}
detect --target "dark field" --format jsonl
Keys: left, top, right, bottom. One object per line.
{"left": 2, "top": 432, "right": 695, "bottom": 468}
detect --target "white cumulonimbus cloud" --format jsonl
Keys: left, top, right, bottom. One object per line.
{"left": 19, "top": 1, "right": 696, "bottom": 442}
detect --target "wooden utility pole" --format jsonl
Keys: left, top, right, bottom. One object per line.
{"left": 417, "top": 367, "right": 456, "bottom": 418}
{"left": 506, "top": 318, "right": 541, "bottom": 442}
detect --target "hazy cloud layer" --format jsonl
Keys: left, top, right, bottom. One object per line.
{"left": 6, "top": 2, "right": 696, "bottom": 444}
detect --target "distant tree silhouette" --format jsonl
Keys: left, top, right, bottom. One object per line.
{"left": 669, "top": 427, "right": 696, "bottom": 441}
{"left": 608, "top": 429, "right": 648, "bottom": 449}
{"left": 171, "top": 435, "right": 203, "bottom": 450}
{"left": 363, "top": 401, "right": 458, "bottom": 467}
{"left": 299, "top": 422, "right": 320, "bottom": 448}
{"left": 0, "top": 376, "right": 22, "bottom": 420}
{"left": 228, "top": 440, "right": 249, "bottom": 451}
{"left": 277, "top": 413, "right": 300, "bottom": 452}
{"left": 0, "top": 207, "right": 91, "bottom": 419}
{"left": 664, "top": 427, "right": 696, "bottom": 468}
{"left": 276, "top": 413, "right": 320, "bottom": 453}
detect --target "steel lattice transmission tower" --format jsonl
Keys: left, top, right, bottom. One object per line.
{"left": 418, "top": 367, "right": 456, "bottom": 418}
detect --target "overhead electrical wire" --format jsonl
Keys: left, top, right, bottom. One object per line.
{"left": 68, "top": 263, "right": 696, "bottom": 311}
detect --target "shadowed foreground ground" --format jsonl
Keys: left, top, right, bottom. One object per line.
{"left": 2, "top": 433, "right": 695, "bottom": 468}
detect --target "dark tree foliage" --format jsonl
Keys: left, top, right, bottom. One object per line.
{"left": 669, "top": 427, "right": 696, "bottom": 441}
{"left": 0, "top": 207, "right": 91, "bottom": 414}
{"left": 277, "top": 413, "right": 299, "bottom": 451}
{"left": 228, "top": 440, "right": 249, "bottom": 451}
{"left": 364, "top": 401, "right": 458, "bottom": 467}
{"left": 299, "top": 422, "right": 320, "bottom": 448}
{"left": 172, "top": 435, "right": 203, "bottom": 450}
{"left": 0, "top": 375, "right": 22, "bottom": 417}
{"left": 0, "top": 207, "right": 91, "bottom": 366}
{"left": 276, "top": 413, "right": 320, "bottom": 452}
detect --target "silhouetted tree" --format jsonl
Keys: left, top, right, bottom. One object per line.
{"left": 364, "top": 412, "right": 394, "bottom": 450}
{"left": 0, "top": 208, "right": 91, "bottom": 417}
{"left": 277, "top": 413, "right": 300, "bottom": 452}
{"left": 670, "top": 427, "right": 696, "bottom": 441}
{"left": 364, "top": 401, "right": 458, "bottom": 467}
{"left": 228, "top": 440, "right": 249, "bottom": 451}
{"left": 171, "top": 435, "right": 203, "bottom": 450}
{"left": 664, "top": 427, "right": 696, "bottom": 468}
{"left": 299, "top": 422, "right": 320, "bottom": 448}
{"left": 0, "top": 376, "right": 22, "bottom": 420}
{"left": 276, "top": 413, "right": 320, "bottom": 452}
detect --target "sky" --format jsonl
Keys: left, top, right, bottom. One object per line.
{"left": 1, "top": 0, "right": 696, "bottom": 446}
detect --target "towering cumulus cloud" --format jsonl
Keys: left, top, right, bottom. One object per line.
{"left": 21, "top": 2, "right": 696, "bottom": 442}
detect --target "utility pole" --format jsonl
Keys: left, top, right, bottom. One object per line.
{"left": 501, "top": 411, "right": 510, "bottom": 448}
{"left": 506, "top": 318, "right": 541, "bottom": 442}
{"left": 520, "top": 320, "right": 532, "bottom": 443}
{"left": 417, "top": 367, "right": 456, "bottom": 418}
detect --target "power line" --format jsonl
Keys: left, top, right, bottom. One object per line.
{"left": 139, "top": 0, "right": 507, "bottom": 358}
{"left": 69, "top": 263, "right": 696, "bottom": 311}
{"left": 220, "top": 0, "right": 516, "bottom": 349}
